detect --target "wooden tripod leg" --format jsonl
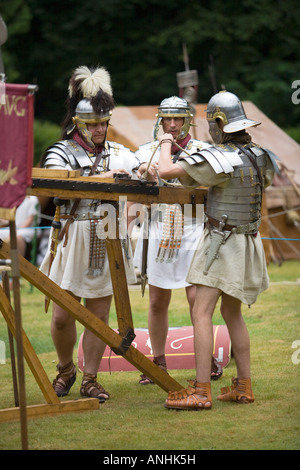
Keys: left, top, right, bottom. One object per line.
{"left": 8, "top": 221, "right": 28, "bottom": 449}
{"left": 2, "top": 270, "right": 19, "bottom": 407}
{"left": 0, "top": 285, "right": 60, "bottom": 405}
{"left": 0, "top": 240, "right": 183, "bottom": 393}
{"left": 106, "top": 236, "right": 134, "bottom": 336}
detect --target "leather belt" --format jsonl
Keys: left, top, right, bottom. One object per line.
{"left": 207, "top": 215, "right": 261, "bottom": 234}
{"left": 60, "top": 214, "right": 102, "bottom": 221}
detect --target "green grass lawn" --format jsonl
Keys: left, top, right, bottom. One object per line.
{"left": 0, "top": 261, "right": 299, "bottom": 450}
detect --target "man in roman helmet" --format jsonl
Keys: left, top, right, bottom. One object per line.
{"left": 134, "top": 96, "right": 222, "bottom": 384}
{"left": 158, "top": 90, "right": 279, "bottom": 410}
{"left": 40, "top": 66, "right": 140, "bottom": 402}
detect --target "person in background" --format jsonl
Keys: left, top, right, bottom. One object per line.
{"left": 0, "top": 195, "right": 40, "bottom": 258}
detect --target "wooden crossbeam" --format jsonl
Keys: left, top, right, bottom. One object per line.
{"left": 0, "top": 399, "right": 99, "bottom": 423}
{"left": 26, "top": 170, "right": 207, "bottom": 206}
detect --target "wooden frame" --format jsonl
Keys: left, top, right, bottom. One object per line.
{"left": 0, "top": 170, "right": 207, "bottom": 427}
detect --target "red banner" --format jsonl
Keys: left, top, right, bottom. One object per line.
{"left": 0, "top": 83, "right": 34, "bottom": 210}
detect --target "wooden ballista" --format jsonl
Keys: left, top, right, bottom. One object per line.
{"left": 0, "top": 169, "right": 207, "bottom": 421}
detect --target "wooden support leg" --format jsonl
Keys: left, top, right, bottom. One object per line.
{"left": 0, "top": 241, "right": 183, "bottom": 393}
{"left": 2, "top": 270, "right": 19, "bottom": 407}
{"left": 8, "top": 221, "right": 28, "bottom": 449}
{"left": 106, "top": 235, "right": 135, "bottom": 353}
{"left": 0, "top": 284, "right": 60, "bottom": 405}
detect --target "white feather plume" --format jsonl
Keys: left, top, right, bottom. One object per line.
{"left": 68, "top": 65, "right": 113, "bottom": 98}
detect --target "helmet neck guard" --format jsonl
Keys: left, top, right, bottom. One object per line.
{"left": 206, "top": 90, "right": 260, "bottom": 143}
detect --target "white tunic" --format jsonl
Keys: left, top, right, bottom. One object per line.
{"left": 134, "top": 140, "right": 205, "bottom": 289}
{"left": 39, "top": 141, "right": 137, "bottom": 298}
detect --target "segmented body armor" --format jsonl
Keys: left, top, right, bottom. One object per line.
{"left": 183, "top": 141, "right": 279, "bottom": 231}
{"left": 41, "top": 139, "right": 139, "bottom": 176}
{"left": 206, "top": 146, "right": 266, "bottom": 226}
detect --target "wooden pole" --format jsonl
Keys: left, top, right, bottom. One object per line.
{"left": 8, "top": 221, "right": 28, "bottom": 450}
{"left": 2, "top": 270, "right": 19, "bottom": 406}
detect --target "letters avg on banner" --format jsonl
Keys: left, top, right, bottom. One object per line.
{"left": 0, "top": 83, "right": 35, "bottom": 210}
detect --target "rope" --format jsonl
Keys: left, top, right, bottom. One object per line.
{"left": 141, "top": 139, "right": 190, "bottom": 182}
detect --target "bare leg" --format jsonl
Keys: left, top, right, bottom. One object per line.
{"left": 148, "top": 285, "right": 171, "bottom": 357}
{"left": 220, "top": 293, "right": 251, "bottom": 378}
{"left": 185, "top": 284, "right": 196, "bottom": 316}
{"left": 51, "top": 294, "right": 79, "bottom": 396}
{"left": 82, "top": 295, "right": 112, "bottom": 375}
{"left": 192, "top": 285, "right": 221, "bottom": 383}
{"left": 51, "top": 296, "right": 78, "bottom": 367}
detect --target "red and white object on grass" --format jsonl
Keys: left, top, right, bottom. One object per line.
{"left": 77, "top": 325, "right": 231, "bottom": 372}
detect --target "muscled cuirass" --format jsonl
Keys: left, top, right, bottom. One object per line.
{"left": 206, "top": 148, "right": 267, "bottom": 227}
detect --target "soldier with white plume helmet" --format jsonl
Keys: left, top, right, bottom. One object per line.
{"left": 158, "top": 90, "right": 279, "bottom": 411}
{"left": 40, "top": 65, "right": 140, "bottom": 402}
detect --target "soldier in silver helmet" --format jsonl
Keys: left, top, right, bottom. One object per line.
{"left": 157, "top": 90, "right": 279, "bottom": 410}
{"left": 40, "top": 66, "right": 140, "bottom": 402}
{"left": 134, "top": 96, "right": 222, "bottom": 384}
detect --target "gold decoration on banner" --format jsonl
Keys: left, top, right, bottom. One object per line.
{"left": 0, "top": 160, "right": 18, "bottom": 186}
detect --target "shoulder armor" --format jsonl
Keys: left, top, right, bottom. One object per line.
{"left": 41, "top": 141, "right": 74, "bottom": 168}
{"left": 107, "top": 140, "right": 138, "bottom": 165}
{"left": 107, "top": 141, "right": 129, "bottom": 152}
{"left": 41, "top": 140, "right": 91, "bottom": 169}
{"left": 135, "top": 141, "right": 160, "bottom": 162}
{"left": 137, "top": 141, "right": 159, "bottom": 152}
{"left": 135, "top": 139, "right": 212, "bottom": 163}
{"left": 238, "top": 143, "right": 280, "bottom": 175}
{"left": 264, "top": 148, "right": 280, "bottom": 174}
{"left": 182, "top": 143, "right": 243, "bottom": 174}
{"left": 42, "top": 153, "right": 70, "bottom": 169}
{"left": 184, "top": 139, "right": 211, "bottom": 154}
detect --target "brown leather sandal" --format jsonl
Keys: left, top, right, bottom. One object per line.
{"left": 217, "top": 377, "right": 255, "bottom": 404}
{"left": 52, "top": 361, "right": 76, "bottom": 397}
{"left": 80, "top": 373, "right": 110, "bottom": 403}
{"left": 164, "top": 380, "right": 212, "bottom": 410}
{"left": 139, "top": 355, "right": 168, "bottom": 385}
{"left": 211, "top": 356, "right": 223, "bottom": 381}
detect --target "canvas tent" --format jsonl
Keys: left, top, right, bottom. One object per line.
{"left": 107, "top": 101, "right": 300, "bottom": 262}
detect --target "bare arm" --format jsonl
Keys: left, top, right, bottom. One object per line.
{"left": 157, "top": 133, "right": 188, "bottom": 180}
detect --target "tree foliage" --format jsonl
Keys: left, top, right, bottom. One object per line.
{"left": 1, "top": 0, "right": 299, "bottom": 128}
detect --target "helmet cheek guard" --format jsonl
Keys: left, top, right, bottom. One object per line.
{"left": 71, "top": 98, "right": 112, "bottom": 147}
{"left": 208, "top": 120, "right": 223, "bottom": 144}
{"left": 153, "top": 116, "right": 162, "bottom": 140}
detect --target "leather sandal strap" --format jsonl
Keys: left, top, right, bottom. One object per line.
{"left": 81, "top": 374, "right": 110, "bottom": 400}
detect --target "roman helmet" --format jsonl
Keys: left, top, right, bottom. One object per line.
{"left": 66, "top": 65, "right": 115, "bottom": 147}
{"left": 153, "top": 96, "right": 193, "bottom": 140}
{"left": 206, "top": 90, "right": 260, "bottom": 144}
